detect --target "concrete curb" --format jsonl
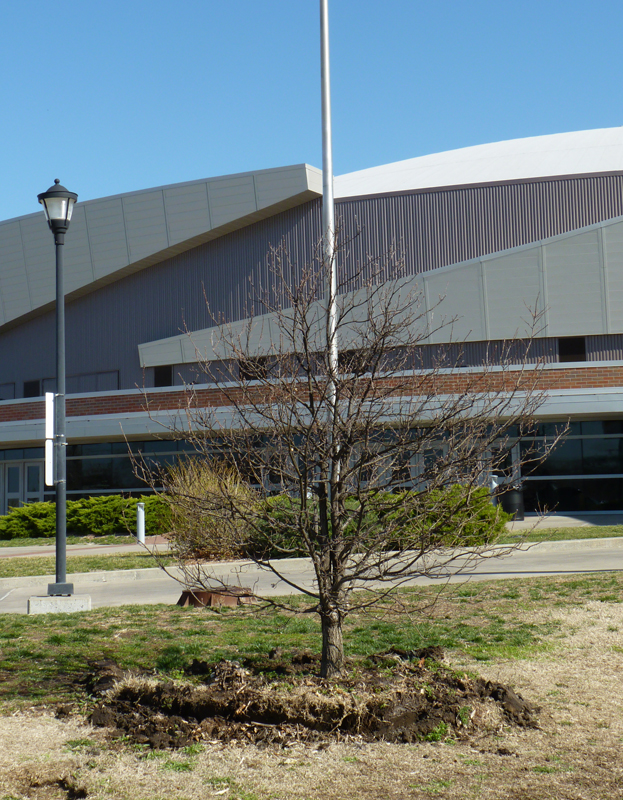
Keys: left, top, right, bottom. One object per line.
{"left": 3, "top": 538, "right": 623, "bottom": 592}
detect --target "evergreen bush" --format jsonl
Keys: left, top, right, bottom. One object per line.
{"left": 0, "top": 494, "right": 170, "bottom": 540}
{"left": 373, "top": 485, "right": 511, "bottom": 548}
{"left": 248, "top": 485, "right": 509, "bottom": 559}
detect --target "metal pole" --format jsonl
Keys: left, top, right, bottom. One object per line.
{"left": 320, "top": 0, "right": 337, "bottom": 383}
{"left": 49, "top": 232, "right": 72, "bottom": 596}
{"left": 320, "top": 0, "right": 339, "bottom": 479}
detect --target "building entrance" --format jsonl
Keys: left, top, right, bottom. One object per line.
{"left": 1, "top": 461, "right": 44, "bottom": 514}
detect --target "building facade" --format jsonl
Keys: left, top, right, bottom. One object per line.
{"left": 3, "top": 129, "right": 623, "bottom": 514}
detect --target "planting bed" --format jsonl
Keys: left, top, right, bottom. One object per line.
{"left": 86, "top": 648, "right": 535, "bottom": 748}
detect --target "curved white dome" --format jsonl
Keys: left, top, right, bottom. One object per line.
{"left": 335, "top": 127, "right": 623, "bottom": 198}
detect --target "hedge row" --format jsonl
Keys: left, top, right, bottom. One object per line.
{"left": 247, "top": 485, "right": 510, "bottom": 560}
{"left": 0, "top": 495, "right": 170, "bottom": 539}
{"left": 1, "top": 485, "right": 509, "bottom": 553}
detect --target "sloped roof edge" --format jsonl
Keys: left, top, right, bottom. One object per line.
{"left": 0, "top": 164, "right": 322, "bottom": 332}
{"left": 335, "top": 127, "right": 623, "bottom": 198}
{"left": 137, "top": 212, "right": 623, "bottom": 367}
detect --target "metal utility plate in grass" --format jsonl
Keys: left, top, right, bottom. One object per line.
{"left": 177, "top": 587, "right": 258, "bottom": 608}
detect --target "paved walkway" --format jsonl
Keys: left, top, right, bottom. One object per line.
{"left": 0, "top": 536, "right": 168, "bottom": 559}
{"left": 4, "top": 537, "right": 623, "bottom": 615}
{"left": 508, "top": 513, "right": 623, "bottom": 530}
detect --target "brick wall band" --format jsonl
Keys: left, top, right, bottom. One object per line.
{"left": 0, "top": 365, "right": 621, "bottom": 425}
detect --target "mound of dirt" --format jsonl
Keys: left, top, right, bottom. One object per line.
{"left": 86, "top": 650, "right": 537, "bottom": 748}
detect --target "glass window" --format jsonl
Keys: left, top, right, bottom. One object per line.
{"left": 23, "top": 380, "right": 40, "bottom": 398}
{"left": 129, "top": 440, "right": 178, "bottom": 455}
{"left": 559, "top": 337, "right": 586, "bottom": 363}
{"left": 582, "top": 439, "right": 623, "bottom": 475}
{"left": 26, "top": 465, "right": 40, "bottom": 494}
{"left": 112, "top": 442, "right": 132, "bottom": 455}
{"left": 154, "top": 365, "right": 173, "bottom": 387}
{"left": 524, "top": 477, "right": 623, "bottom": 513}
{"left": 67, "top": 458, "right": 114, "bottom": 491}
{"left": 23, "top": 448, "right": 44, "bottom": 459}
{"left": 581, "top": 420, "right": 623, "bottom": 436}
{"left": 521, "top": 439, "right": 582, "bottom": 476}
{"left": 177, "top": 440, "right": 198, "bottom": 452}
{"left": 81, "top": 443, "right": 112, "bottom": 457}
{"left": 533, "top": 422, "right": 570, "bottom": 438}
{"left": 112, "top": 458, "right": 147, "bottom": 490}
{"left": 141, "top": 440, "right": 179, "bottom": 454}
{"left": 7, "top": 466, "right": 19, "bottom": 494}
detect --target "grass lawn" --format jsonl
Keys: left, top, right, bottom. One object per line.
{"left": 498, "top": 523, "right": 623, "bottom": 544}
{"left": 0, "top": 570, "right": 620, "bottom": 709}
{"left": 0, "top": 534, "right": 137, "bottom": 547}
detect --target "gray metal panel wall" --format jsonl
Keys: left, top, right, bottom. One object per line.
{"left": 3, "top": 174, "right": 623, "bottom": 395}
{"left": 586, "top": 334, "right": 623, "bottom": 361}
{"left": 337, "top": 174, "right": 623, "bottom": 275}
{"left": 0, "top": 201, "right": 322, "bottom": 394}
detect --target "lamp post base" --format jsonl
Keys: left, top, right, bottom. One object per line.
{"left": 47, "top": 582, "right": 74, "bottom": 596}
{"left": 28, "top": 594, "right": 91, "bottom": 615}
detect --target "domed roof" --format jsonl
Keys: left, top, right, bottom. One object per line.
{"left": 335, "top": 127, "right": 623, "bottom": 198}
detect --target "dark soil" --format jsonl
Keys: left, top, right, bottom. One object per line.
{"left": 86, "top": 649, "right": 537, "bottom": 749}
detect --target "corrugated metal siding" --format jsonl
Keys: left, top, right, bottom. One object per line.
{"left": 0, "top": 201, "right": 323, "bottom": 393}
{"left": 4, "top": 174, "right": 623, "bottom": 394}
{"left": 337, "top": 174, "right": 623, "bottom": 275}
{"left": 586, "top": 334, "right": 623, "bottom": 361}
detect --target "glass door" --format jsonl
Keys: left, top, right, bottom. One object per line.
{"left": 5, "top": 464, "right": 21, "bottom": 511}
{"left": 24, "top": 462, "right": 43, "bottom": 504}
{"left": 1, "top": 462, "right": 44, "bottom": 513}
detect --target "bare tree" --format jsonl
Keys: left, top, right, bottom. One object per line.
{"left": 141, "top": 238, "right": 555, "bottom": 678}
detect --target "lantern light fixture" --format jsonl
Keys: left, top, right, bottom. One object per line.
{"left": 37, "top": 179, "right": 78, "bottom": 237}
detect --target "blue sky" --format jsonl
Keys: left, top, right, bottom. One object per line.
{"left": 2, "top": 0, "right": 623, "bottom": 221}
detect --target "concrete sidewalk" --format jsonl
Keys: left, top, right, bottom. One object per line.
{"left": 508, "top": 513, "right": 623, "bottom": 531}
{"left": 3, "top": 537, "right": 623, "bottom": 594}
{"left": 4, "top": 538, "right": 623, "bottom": 615}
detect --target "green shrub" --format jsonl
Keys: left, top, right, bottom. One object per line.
{"left": 0, "top": 494, "right": 170, "bottom": 540}
{"left": 374, "top": 485, "right": 511, "bottom": 548}
{"left": 248, "top": 484, "right": 509, "bottom": 559}
{"left": 68, "top": 495, "right": 133, "bottom": 536}
{"left": 0, "top": 502, "right": 56, "bottom": 539}
{"left": 247, "top": 495, "right": 309, "bottom": 559}
{"left": 142, "top": 494, "right": 171, "bottom": 535}
{"left": 161, "top": 460, "right": 256, "bottom": 560}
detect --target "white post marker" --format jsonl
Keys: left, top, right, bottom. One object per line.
{"left": 136, "top": 502, "right": 145, "bottom": 544}
{"left": 44, "top": 392, "right": 55, "bottom": 487}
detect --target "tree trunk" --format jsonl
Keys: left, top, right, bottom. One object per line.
{"left": 320, "top": 609, "right": 344, "bottom": 678}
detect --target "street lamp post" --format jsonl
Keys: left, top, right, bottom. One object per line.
{"left": 37, "top": 179, "right": 78, "bottom": 596}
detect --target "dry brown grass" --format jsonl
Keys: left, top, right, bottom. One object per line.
{"left": 2, "top": 598, "right": 623, "bottom": 799}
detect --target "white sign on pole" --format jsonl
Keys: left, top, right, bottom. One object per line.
{"left": 45, "top": 392, "right": 55, "bottom": 487}
{"left": 45, "top": 440, "right": 54, "bottom": 487}
{"left": 45, "top": 392, "right": 54, "bottom": 440}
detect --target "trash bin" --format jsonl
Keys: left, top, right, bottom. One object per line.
{"left": 501, "top": 486, "right": 524, "bottom": 521}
